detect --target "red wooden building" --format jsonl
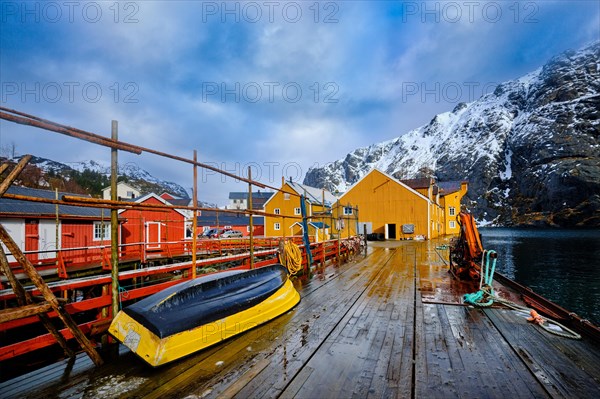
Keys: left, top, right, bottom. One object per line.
{"left": 0, "top": 186, "right": 119, "bottom": 276}
{"left": 119, "top": 193, "right": 189, "bottom": 259}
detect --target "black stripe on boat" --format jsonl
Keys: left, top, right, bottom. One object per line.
{"left": 123, "top": 264, "right": 290, "bottom": 338}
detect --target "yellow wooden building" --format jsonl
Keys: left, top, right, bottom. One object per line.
{"left": 263, "top": 179, "right": 338, "bottom": 242}
{"left": 335, "top": 169, "right": 467, "bottom": 240}
{"left": 438, "top": 181, "right": 468, "bottom": 235}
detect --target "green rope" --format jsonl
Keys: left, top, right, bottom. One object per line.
{"left": 461, "top": 250, "right": 581, "bottom": 339}
{"left": 463, "top": 250, "right": 496, "bottom": 307}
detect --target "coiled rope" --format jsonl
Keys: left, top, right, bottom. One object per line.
{"left": 491, "top": 295, "right": 581, "bottom": 339}
{"left": 463, "top": 250, "right": 581, "bottom": 339}
{"left": 279, "top": 240, "right": 303, "bottom": 275}
{"left": 463, "top": 250, "right": 497, "bottom": 307}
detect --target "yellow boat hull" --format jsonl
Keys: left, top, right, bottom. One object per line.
{"left": 109, "top": 279, "right": 300, "bottom": 367}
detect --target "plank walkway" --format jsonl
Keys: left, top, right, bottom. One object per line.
{"left": 2, "top": 240, "right": 600, "bottom": 398}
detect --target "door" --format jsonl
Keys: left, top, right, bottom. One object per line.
{"left": 386, "top": 223, "right": 397, "bottom": 240}
{"left": 25, "top": 220, "right": 39, "bottom": 263}
{"left": 146, "top": 222, "right": 161, "bottom": 249}
{"left": 1, "top": 219, "right": 25, "bottom": 263}
{"left": 38, "top": 220, "right": 60, "bottom": 260}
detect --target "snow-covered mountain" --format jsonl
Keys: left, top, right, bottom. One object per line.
{"left": 304, "top": 42, "right": 600, "bottom": 227}
{"left": 15, "top": 155, "right": 192, "bottom": 200}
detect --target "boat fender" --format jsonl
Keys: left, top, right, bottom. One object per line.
{"left": 527, "top": 309, "right": 545, "bottom": 325}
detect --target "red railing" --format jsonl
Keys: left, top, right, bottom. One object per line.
{"left": 0, "top": 236, "right": 310, "bottom": 284}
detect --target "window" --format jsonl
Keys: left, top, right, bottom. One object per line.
{"left": 93, "top": 222, "right": 110, "bottom": 240}
{"left": 274, "top": 223, "right": 281, "bottom": 231}
{"left": 274, "top": 208, "right": 280, "bottom": 215}
{"left": 449, "top": 221, "right": 456, "bottom": 229}
{"left": 294, "top": 207, "right": 301, "bottom": 215}
{"left": 126, "top": 190, "right": 134, "bottom": 198}
{"left": 224, "top": 225, "right": 232, "bottom": 229}
{"left": 247, "top": 225, "right": 251, "bottom": 232}
{"left": 284, "top": 193, "right": 290, "bottom": 200}
{"left": 343, "top": 206, "right": 353, "bottom": 215}
{"left": 449, "top": 206, "right": 456, "bottom": 216}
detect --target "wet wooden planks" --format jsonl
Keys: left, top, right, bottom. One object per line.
{"left": 277, "top": 245, "right": 416, "bottom": 399}
{"left": 415, "top": 304, "right": 549, "bottom": 398}
{"left": 486, "top": 307, "right": 600, "bottom": 398}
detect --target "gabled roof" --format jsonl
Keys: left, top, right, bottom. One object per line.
{"left": 339, "top": 169, "right": 432, "bottom": 203}
{"left": 263, "top": 181, "right": 337, "bottom": 209}
{"left": 0, "top": 186, "right": 108, "bottom": 219}
{"left": 438, "top": 181, "right": 465, "bottom": 196}
{"left": 167, "top": 198, "right": 192, "bottom": 206}
{"left": 118, "top": 193, "right": 188, "bottom": 217}
{"left": 401, "top": 177, "right": 434, "bottom": 189}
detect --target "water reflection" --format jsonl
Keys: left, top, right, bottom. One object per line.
{"left": 480, "top": 228, "right": 600, "bottom": 326}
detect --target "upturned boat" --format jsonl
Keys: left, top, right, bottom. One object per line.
{"left": 109, "top": 264, "right": 300, "bottom": 367}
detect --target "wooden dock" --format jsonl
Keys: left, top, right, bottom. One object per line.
{"left": 2, "top": 240, "right": 599, "bottom": 398}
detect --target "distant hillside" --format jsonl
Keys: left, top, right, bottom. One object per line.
{"left": 1, "top": 155, "right": 190, "bottom": 199}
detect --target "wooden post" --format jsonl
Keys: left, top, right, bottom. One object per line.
{"left": 337, "top": 203, "right": 341, "bottom": 265}
{"left": 248, "top": 166, "right": 254, "bottom": 269}
{"left": 192, "top": 150, "right": 198, "bottom": 278}
{"left": 0, "top": 225, "right": 103, "bottom": 365}
{"left": 55, "top": 188, "right": 59, "bottom": 269}
{"left": 322, "top": 188, "right": 326, "bottom": 241}
{"left": 278, "top": 239, "right": 285, "bottom": 268}
{"left": 363, "top": 222, "right": 368, "bottom": 257}
{"left": 110, "top": 120, "right": 119, "bottom": 319}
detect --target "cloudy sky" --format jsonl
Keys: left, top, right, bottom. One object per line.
{"left": 1, "top": 0, "right": 598, "bottom": 203}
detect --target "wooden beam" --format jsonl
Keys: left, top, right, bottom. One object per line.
{"left": 0, "top": 110, "right": 141, "bottom": 154}
{"left": 0, "top": 244, "right": 74, "bottom": 357}
{"left": 0, "top": 224, "right": 103, "bottom": 366}
{"left": 0, "top": 154, "right": 32, "bottom": 196}
{"left": 0, "top": 302, "right": 53, "bottom": 323}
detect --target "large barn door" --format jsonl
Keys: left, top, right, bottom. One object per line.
{"left": 39, "top": 220, "right": 60, "bottom": 260}
{"left": 146, "top": 222, "right": 161, "bottom": 249}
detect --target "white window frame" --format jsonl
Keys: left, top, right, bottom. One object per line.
{"left": 449, "top": 220, "right": 456, "bottom": 229}
{"left": 449, "top": 206, "right": 456, "bottom": 216}
{"left": 224, "top": 225, "right": 232, "bottom": 229}
{"left": 93, "top": 221, "right": 110, "bottom": 241}
{"left": 294, "top": 207, "right": 301, "bottom": 215}
{"left": 274, "top": 223, "right": 281, "bottom": 231}
{"left": 343, "top": 207, "right": 353, "bottom": 215}
{"left": 284, "top": 193, "right": 290, "bottom": 200}
{"left": 246, "top": 225, "right": 251, "bottom": 232}
{"left": 274, "top": 208, "right": 280, "bottom": 215}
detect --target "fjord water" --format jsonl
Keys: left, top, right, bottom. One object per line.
{"left": 479, "top": 228, "right": 600, "bottom": 326}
